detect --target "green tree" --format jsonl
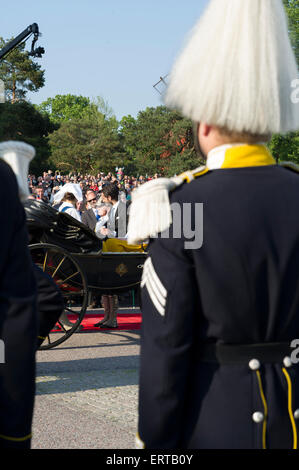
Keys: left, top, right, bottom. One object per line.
{"left": 94, "top": 96, "right": 115, "bottom": 120}
{"left": 119, "top": 114, "right": 139, "bottom": 174}
{"left": 165, "top": 120, "right": 203, "bottom": 176}
{"left": 0, "top": 101, "right": 54, "bottom": 174}
{"left": 37, "top": 94, "right": 118, "bottom": 125}
{"left": 48, "top": 118, "right": 122, "bottom": 173}
{"left": 268, "top": 2, "right": 299, "bottom": 165}
{"left": 37, "top": 94, "right": 97, "bottom": 124}
{"left": 283, "top": 0, "right": 299, "bottom": 65}
{"left": 120, "top": 106, "right": 201, "bottom": 176}
{"left": 268, "top": 132, "right": 299, "bottom": 164}
{"left": 0, "top": 38, "right": 45, "bottom": 102}
{"left": 38, "top": 93, "right": 124, "bottom": 172}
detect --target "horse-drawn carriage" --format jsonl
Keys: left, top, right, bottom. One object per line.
{"left": 25, "top": 199, "right": 147, "bottom": 350}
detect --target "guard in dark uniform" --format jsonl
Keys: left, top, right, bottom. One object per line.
{"left": 0, "top": 140, "right": 65, "bottom": 447}
{"left": 0, "top": 158, "right": 38, "bottom": 449}
{"left": 127, "top": 0, "right": 299, "bottom": 449}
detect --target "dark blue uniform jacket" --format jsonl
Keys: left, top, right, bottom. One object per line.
{"left": 0, "top": 160, "right": 37, "bottom": 448}
{"left": 138, "top": 163, "right": 299, "bottom": 449}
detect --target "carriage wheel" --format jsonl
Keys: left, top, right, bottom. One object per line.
{"left": 29, "top": 243, "right": 89, "bottom": 350}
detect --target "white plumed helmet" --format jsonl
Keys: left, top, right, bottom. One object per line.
{"left": 164, "top": 0, "right": 299, "bottom": 135}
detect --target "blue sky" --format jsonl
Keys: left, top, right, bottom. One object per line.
{"left": 1, "top": 0, "right": 208, "bottom": 120}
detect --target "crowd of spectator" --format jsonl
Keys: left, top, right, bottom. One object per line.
{"left": 27, "top": 168, "right": 160, "bottom": 205}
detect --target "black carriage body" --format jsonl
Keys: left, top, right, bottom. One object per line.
{"left": 24, "top": 199, "right": 147, "bottom": 294}
{"left": 24, "top": 199, "right": 103, "bottom": 254}
{"left": 73, "top": 252, "right": 146, "bottom": 294}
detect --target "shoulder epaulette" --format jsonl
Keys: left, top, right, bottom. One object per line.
{"left": 127, "top": 166, "right": 209, "bottom": 245}
{"left": 280, "top": 161, "right": 299, "bottom": 174}
{"left": 172, "top": 165, "right": 208, "bottom": 185}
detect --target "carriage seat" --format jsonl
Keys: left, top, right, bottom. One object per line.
{"left": 24, "top": 199, "right": 102, "bottom": 254}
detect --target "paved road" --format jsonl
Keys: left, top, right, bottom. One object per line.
{"left": 32, "top": 310, "right": 141, "bottom": 449}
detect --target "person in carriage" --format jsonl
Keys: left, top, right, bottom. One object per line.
{"left": 93, "top": 182, "right": 143, "bottom": 329}
{"left": 53, "top": 183, "right": 83, "bottom": 222}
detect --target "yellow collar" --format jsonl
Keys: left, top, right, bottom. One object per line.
{"left": 206, "top": 144, "right": 276, "bottom": 169}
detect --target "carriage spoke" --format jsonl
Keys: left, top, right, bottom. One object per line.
{"left": 43, "top": 251, "right": 48, "bottom": 272}
{"left": 56, "top": 271, "right": 80, "bottom": 285}
{"left": 51, "top": 256, "right": 66, "bottom": 278}
{"left": 30, "top": 243, "right": 88, "bottom": 350}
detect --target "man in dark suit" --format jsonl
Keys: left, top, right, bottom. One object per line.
{"left": 98, "top": 183, "right": 129, "bottom": 239}
{"left": 81, "top": 190, "right": 99, "bottom": 231}
{"left": 80, "top": 189, "right": 104, "bottom": 308}
{"left": 94, "top": 183, "right": 130, "bottom": 329}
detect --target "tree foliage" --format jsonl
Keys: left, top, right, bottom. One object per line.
{"left": 268, "top": 131, "right": 299, "bottom": 164}
{"left": 0, "top": 38, "right": 45, "bottom": 102}
{"left": 269, "top": 1, "right": 299, "bottom": 164}
{"left": 37, "top": 94, "right": 98, "bottom": 124}
{"left": 0, "top": 101, "right": 54, "bottom": 174}
{"left": 120, "top": 106, "right": 201, "bottom": 176}
{"left": 37, "top": 93, "right": 123, "bottom": 173}
{"left": 48, "top": 117, "right": 122, "bottom": 173}
{"left": 37, "top": 94, "right": 118, "bottom": 125}
{"left": 283, "top": 0, "right": 299, "bottom": 65}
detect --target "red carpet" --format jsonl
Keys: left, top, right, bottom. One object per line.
{"left": 54, "top": 313, "right": 142, "bottom": 331}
